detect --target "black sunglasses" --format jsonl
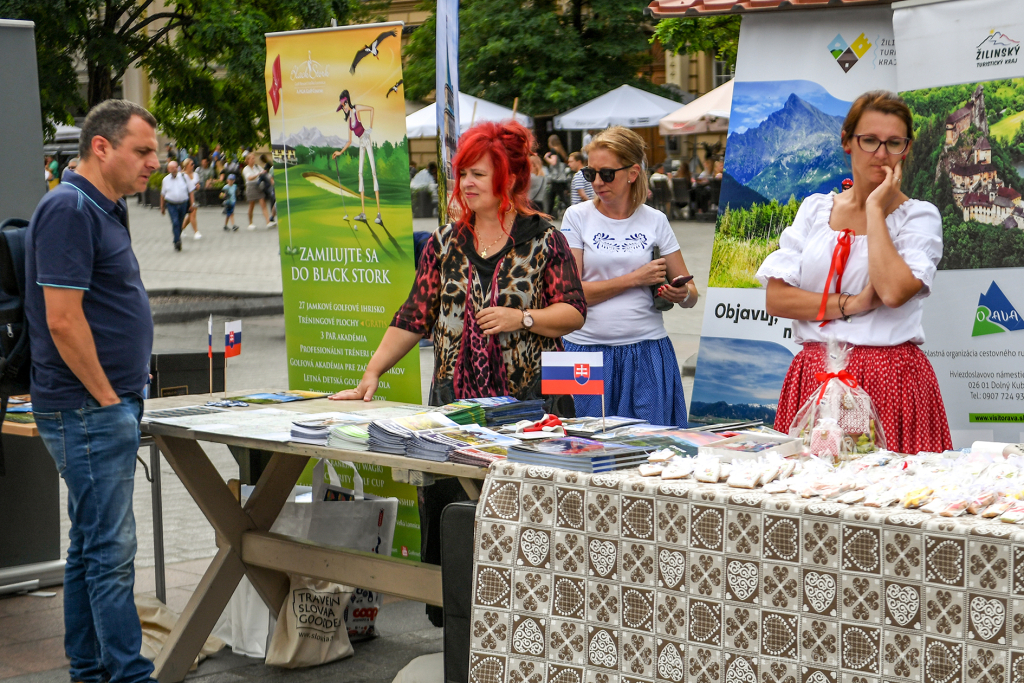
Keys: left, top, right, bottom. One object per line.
{"left": 581, "top": 165, "right": 632, "bottom": 183}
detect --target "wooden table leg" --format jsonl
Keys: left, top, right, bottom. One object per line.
{"left": 458, "top": 476, "right": 481, "bottom": 501}
{"left": 151, "top": 436, "right": 308, "bottom": 682}
{"left": 153, "top": 546, "right": 244, "bottom": 682}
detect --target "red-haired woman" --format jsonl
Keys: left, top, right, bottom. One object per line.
{"left": 758, "top": 90, "right": 951, "bottom": 454}
{"left": 331, "top": 121, "right": 585, "bottom": 618}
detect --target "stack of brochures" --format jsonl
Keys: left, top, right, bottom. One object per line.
{"left": 560, "top": 416, "right": 648, "bottom": 437}
{"left": 605, "top": 429, "right": 730, "bottom": 457}
{"left": 507, "top": 437, "right": 651, "bottom": 473}
{"left": 290, "top": 413, "right": 366, "bottom": 446}
{"left": 450, "top": 445, "right": 508, "bottom": 466}
{"left": 432, "top": 401, "right": 487, "bottom": 426}
{"left": 367, "top": 413, "right": 459, "bottom": 455}
{"left": 456, "top": 397, "right": 545, "bottom": 426}
{"left": 327, "top": 424, "right": 370, "bottom": 451}
{"left": 406, "top": 425, "right": 520, "bottom": 462}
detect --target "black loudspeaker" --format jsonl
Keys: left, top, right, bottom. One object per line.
{"left": 150, "top": 351, "right": 225, "bottom": 397}
{"left": 441, "top": 500, "right": 478, "bottom": 683}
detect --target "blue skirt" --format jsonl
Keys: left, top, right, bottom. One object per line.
{"left": 562, "top": 337, "right": 688, "bottom": 428}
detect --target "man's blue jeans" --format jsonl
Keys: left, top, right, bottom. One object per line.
{"left": 166, "top": 202, "right": 187, "bottom": 245}
{"left": 34, "top": 396, "right": 154, "bottom": 683}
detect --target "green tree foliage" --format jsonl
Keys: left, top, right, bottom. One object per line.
{"left": 651, "top": 15, "right": 740, "bottom": 72}
{"left": 404, "top": 0, "right": 665, "bottom": 115}
{"left": 0, "top": 0, "right": 388, "bottom": 146}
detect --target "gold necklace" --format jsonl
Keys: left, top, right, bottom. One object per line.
{"left": 478, "top": 231, "right": 505, "bottom": 257}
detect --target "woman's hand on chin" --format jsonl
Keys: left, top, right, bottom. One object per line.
{"left": 329, "top": 373, "right": 380, "bottom": 401}
{"left": 866, "top": 160, "right": 903, "bottom": 212}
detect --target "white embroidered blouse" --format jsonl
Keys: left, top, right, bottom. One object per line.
{"left": 755, "top": 192, "right": 943, "bottom": 346}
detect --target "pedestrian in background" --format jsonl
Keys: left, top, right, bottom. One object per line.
{"left": 569, "top": 152, "right": 593, "bottom": 205}
{"left": 180, "top": 158, "right": 202, "bottom": 240}
{"left": 160, "top": 159, "right": 192, "bottom": 251}
{"left": 260, "top": 153, "right": 278, "bottom": 227}
{"left": 198, "top": 157, "right": 215, "bottom": 189}
{"left": 221, "top": 173, "right": 238, "bottom": 231}
{"left": 242, "top": 153, "right": 270, "bottom": 230}
{"left": 528, "top": 154, "right": 547, "bottom": 212}
{"left": 26, "top": 98, "right": 159, "bottom": 683}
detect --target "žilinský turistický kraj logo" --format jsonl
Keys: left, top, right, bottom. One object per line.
{"left": 976, "top": 31, "right": 1020, "bottom": 68}
{"left": 827, "top": 33, "right": 873, "bottom": 73}
{"left": 973, "top": 281, "right": 1024, "bottom": 336}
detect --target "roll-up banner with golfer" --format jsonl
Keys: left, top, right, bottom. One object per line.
{"left": 265, "top": 22, "right": 424, "bottom": 560}
{"left": 265, "top": 22, "right": 420, "bottom": 402}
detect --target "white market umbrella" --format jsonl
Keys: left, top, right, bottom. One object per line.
{"left": 405, "top": 92, "right": 533, "bottom": 139}
{"left": 553, "top": 84, "right": 683, "bottom": 130}
{"left": 658, "top": 80, "right": 733, "bottom": 136}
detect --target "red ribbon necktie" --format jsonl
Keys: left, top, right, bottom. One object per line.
{"left": 814, "top": 370, "right": 858, "bottom": 404}
{"left": 815, "top": 228, "right": 855, "bottom": 327}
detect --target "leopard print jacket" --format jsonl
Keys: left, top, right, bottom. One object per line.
{"left": 392, "top": 216, "right": 586, "bottom": 409}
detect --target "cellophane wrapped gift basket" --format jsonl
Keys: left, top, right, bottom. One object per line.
{"left": 789, "top": 338, "right": 886, "bottom": 463}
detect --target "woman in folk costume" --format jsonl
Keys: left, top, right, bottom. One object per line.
{"left": 758, "top": 90, "right": 951, "bottom": 454}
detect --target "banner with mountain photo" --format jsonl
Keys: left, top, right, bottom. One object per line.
{"left": 689, "top": 7, "right": 897, "bottom": 427}
{"left": 265, "top": 23, "right": 423, "bottom": 560}
{"left": 894, "top": 0, "right": 1024, "bottom": 447}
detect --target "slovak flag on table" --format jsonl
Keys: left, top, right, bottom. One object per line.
{"left": 541, "top": 351, "right": 604, "bottom": 395}
{"left": 207, "top": 315, "right": 213, "bottom": 358}
{"left": 225, "top": 320, "right": 242, "bottom": 358}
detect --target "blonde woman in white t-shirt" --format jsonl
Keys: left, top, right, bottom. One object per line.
{"left": 561, "top": 126, "right": 699, "bottom": 427}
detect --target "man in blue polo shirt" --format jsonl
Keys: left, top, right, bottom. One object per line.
{"left": 25, "top": 99, "right": 159, "bottom": 683}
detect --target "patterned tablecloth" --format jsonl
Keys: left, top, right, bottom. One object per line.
{"left": 468, "top": 462, "right": 1024, "bottom": 683}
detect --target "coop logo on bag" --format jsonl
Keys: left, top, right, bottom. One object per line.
{"left": 976, "top": 31, "right": 1020, "bottom": 68}
{"left": 973, "top": 281, "right": 1024, "bottom": 337}
{"left": 292, "top": 588, "right": 346, "bottom": 634}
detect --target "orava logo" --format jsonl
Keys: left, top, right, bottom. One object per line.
{"left": 827, "top": 32, "right": 873, "bottom": 73}
{"left": 976, "top": 31, "right": 1020, "bottom": 67}
{"left": 973, "top": 281, "right": 1024, "bottom": 336}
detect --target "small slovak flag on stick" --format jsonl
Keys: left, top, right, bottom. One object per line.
{"left": 540, "top": 351, "right": 604, "bottom": 395}
{"left": 225, "top": 320, "right": 242, "bottom": 358}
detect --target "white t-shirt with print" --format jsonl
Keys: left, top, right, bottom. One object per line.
{"left": 561, "top": 201, "right": 680, "bottom": 346}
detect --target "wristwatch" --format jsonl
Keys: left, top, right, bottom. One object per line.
{"left": 522, "top": 309, "right": 535, "bottom": 330}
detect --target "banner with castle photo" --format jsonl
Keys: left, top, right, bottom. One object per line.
{"left": 689, "top": 7, "right": 897, "bottom": 427}
{"left": 893, "top": 0, "right": 1024, "bottom": 447}
{"left": 265, "top": 23, "right": 423, "bottom": 560}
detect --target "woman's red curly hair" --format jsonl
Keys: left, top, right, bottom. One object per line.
{"left": 448, "top": 120, "right": 545, "bottom": 236}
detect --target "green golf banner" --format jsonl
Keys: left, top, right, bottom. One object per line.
{"left": 265, "top": 21, "right": 420, "bottom": 401}
{"left": 265, "top": 22, "right": 423, "bottom": 560}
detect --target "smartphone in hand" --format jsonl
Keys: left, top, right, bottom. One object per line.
{"left": 670, "top": 275, "right": 694, "bottom": 288}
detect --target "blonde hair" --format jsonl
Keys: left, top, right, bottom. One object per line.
{"left": 588, "top": 126, "right": 649, "bottom": 214}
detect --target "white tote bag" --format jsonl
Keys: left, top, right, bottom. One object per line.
{"left": 265, "top": 577, "right": 354, "bottom": 668}
{"left": 306, "top": 459, "right": 399, "bottom": 638}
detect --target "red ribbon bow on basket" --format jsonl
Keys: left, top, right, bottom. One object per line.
{"left": 814, "top": 370, "right": 858, "bottom": 404}
{"left": 815, "top": 228, "right": 855, "bottom": 327}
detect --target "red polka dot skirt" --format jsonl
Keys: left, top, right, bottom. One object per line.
{"left": 774, "top": 342, "right": 953, "bottom": 455}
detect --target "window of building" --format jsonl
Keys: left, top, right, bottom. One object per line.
{"left": 713, "top": 60, "right": 734, "bottom": 88}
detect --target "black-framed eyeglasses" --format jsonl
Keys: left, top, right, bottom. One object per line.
{"left": 581, "top": 165, "right": 632, "bottom": 183}
{"left": 853, "top": 134, "right": 910, "bottom": 155}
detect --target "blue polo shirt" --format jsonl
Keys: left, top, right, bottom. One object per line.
{"left": 25, "top": 171, "right": 153, "bottom": 411}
